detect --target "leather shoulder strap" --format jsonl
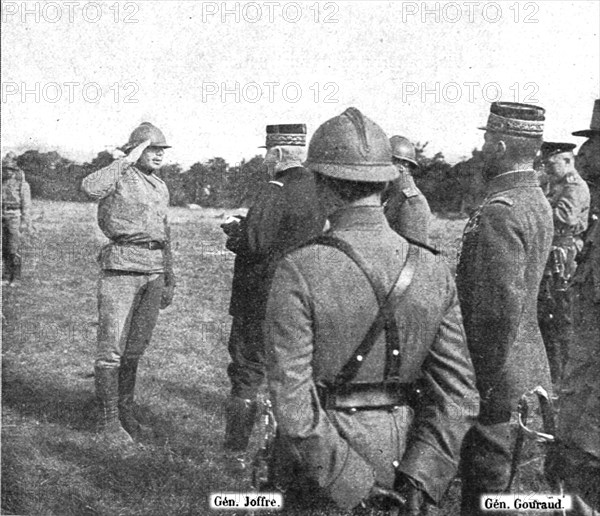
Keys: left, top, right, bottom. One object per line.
{"left": 311, "top": 235, "right": 420, "bottom": 386}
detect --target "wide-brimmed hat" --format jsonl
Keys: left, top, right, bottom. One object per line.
{"left": 479, "top": 101, "right": 545, "bottom": 139}
{"left": 572, "top": 99, "right": 600, "bottom": 137}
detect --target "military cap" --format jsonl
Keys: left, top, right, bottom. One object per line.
{"left": 262, "top": 124, "right": 307, "bottom": 148}
{"left": 572, "top": 99, "right": 600, "bottom": 137}
{"left": 541, "top": 141, "right": 577, "bottom": 160}
{"left": 479, "top": 101, "right": 545, "bottom": 138}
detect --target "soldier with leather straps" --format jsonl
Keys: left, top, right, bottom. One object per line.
{"left": 264, "top": 107, "right": 479, "bottom": 514}
{"left": 537, "top": 141, "right": 590, "bottom": 387}
{"left": 382, "top": 135, "right": 431, "bottom": 244}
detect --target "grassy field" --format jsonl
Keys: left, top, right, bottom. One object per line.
{"left": 2, "top": 200, "right": 550, "bottom": 516}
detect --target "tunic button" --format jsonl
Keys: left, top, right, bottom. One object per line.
{"left": 392, "top": 349, "right": 399, "bottom": 356}
{"left": 349, "top": 408, "right": 357, "bottom": 414}
{"left": 356, "top": 355, "right": 363, "bottom": 362}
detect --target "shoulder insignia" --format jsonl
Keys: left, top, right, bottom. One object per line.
{"left": 268, "top": 180, "right": 284, "bottom": 187}
{"left": 402, "top": 187, "right": 419, "bottom": 198}
{"left": 487, "top": 196, "right": 514, "bottom": 207}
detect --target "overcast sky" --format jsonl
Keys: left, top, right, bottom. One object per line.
{"left": 2, "top": 1, "right": 599, "bottom": 167}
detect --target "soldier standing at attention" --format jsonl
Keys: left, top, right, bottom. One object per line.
{"left": 383, "top": 135, "right": 431, "bottom": 244}
{"left": 81, "top": 122, "right": 175, "bottom": 446}
{"left": 537, "top": 142, "right": 589, "bottom": 387}
{"left": 222, "top": 124, "right": 325, "bottom": 472}
{"left": 265, "top": 108, "right": 479, "bottom": 513}
{"left": 545, "top": 125, "right": 600, "bottom": 515}
{"left": 2, "top": 152, "right": 31, "bottom": 288}
{"left": 573, "top": 99, "right": 600, "bottom": 226}
{"left": 456, "top": 102, "right": 554, "bottom": 515}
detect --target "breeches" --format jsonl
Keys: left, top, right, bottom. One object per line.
{"left": 227, "top": 315, "right": 265, "bottom": 400}
{"left": 2, "top": 216, "right": 22, "bottom": 278}
{"left": 96, "top": 270, "right": 164, "bottom": 367}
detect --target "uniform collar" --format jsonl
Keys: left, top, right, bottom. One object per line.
{"left": 487, "top": 169, "right": 539, "bottom": 195}
{"left": 329, "top": 205, "right": 385, "bottom": 231}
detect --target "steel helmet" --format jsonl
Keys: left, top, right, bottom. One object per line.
{"left": 2, "top": 152, "right": 19, "bottom": 170}
{"left": 124, "top": 122, "right": 171, "bottom": 152}
{"left": 389, "top": 135, "right": 418, "bottom": 167}
{"left": 305, "top": 107, "right": 398, "bottom": 182}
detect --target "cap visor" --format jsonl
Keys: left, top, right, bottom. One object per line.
{"left": 572, "top": 130, "right": 600, "bottom": 137}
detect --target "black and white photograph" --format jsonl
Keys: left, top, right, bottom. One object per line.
{"left": 1, "top": 1, "right": 599, "bottom": 515}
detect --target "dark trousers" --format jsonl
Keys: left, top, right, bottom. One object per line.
{"left": 2, "top": 215, "right": 22, "bottom": 281}
{"left": 460, "top": 421, "right": 513, "bottom": 516}
{"left": 227, "top": 315, "right": 265, "bottom": 400}
{"left": 538, "top": 280, "right": 573, "bottom": 385}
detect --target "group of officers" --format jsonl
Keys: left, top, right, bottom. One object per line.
{"left": 2, "top": 99, "right": 599, "bottom": 515}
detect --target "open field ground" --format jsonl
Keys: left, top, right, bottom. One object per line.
{"left": 2, "top": 200, "right": 551, "bottom": 515}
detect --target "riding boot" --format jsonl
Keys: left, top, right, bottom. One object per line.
{"left": 223, "top": 396, "right": 258, "bottom": 473}
{"left": 95, "top": 364, "right": 133, "bottom": 445}
{"left": 118, "top": 357, "right": 153, "bottom": 439}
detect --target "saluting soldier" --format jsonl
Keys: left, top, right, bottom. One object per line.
{"left": 573, "top": 98, "right": 600, "bottom": 226}
{"left": 81, "top": 122, "right": 176, "bottom": 446}
{"left": 545, "top": 159, "right": 600, "bottom": 514}
{"left": 222, "top": 124, "right": 325, "bottom": 472}
{"left": 383, "top": 135, "right": 431, "bottom": 244}
{"left": 456, "top": 102, "right": 553, "bottom": 515}
{"left": 265, "top": 108, "right": 479, "bottom": 513}
{"left": 537, "top": 142, "right": 590, "bottom": 387}
{"left": 2, "top": 152, "right": 32, "bottom": 287}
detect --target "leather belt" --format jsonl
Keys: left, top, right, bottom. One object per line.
{"left": 113, "top": 240, "right": 165, "bottom": 250}
{"left": 316, "top": 382, "right": 417, "bottom": 412}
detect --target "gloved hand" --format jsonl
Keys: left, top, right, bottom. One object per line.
{"left": 221, "top": 216, "right": 245, "bottom": 253}
{"left": 394, "top": 472, "right": 426, "bottom": 516}
{"left": 361, "top": 482, "right": 406, "bottom": 512}
{"left": 124, "top": 139, "right": 152, "bottom": 165}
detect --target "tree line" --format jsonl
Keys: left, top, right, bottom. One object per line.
{"left": 10, "top": 146, "right": 486, "bottom": 214}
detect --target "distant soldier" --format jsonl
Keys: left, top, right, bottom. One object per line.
{"left": 265, "top": 108, "right": 479, "bottom": 513}
{"left": 2, "top": 152, "right": 31, "bottom": 287}
{"left": 537, "top": 142, "right": 590, "bottom": 387}
{"left": 456, "top": 102, "right": 553, "bottom": 515}
{"left": 81, "top": 122, "right": 175, "bottom": 446}
{"left": 383, "top": 135, "right": 431, "bottom": 244}
{"left": 222, "top": 124, "right": 325, "bottom": 472}
{"left": 573, "top": 99, "right": 600, "bottom": 227}
{"left": 545, "top": 136, "right": 600, "bottom": 514}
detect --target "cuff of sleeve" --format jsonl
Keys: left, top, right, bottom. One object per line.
{"left": 327, "top": 444, "right": 375, "bottom": 509}
{"left": 396, "top": 440, "right": 457, "bottom": 504}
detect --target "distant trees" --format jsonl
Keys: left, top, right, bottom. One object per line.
{"left": 10, "top": 147, "right": 484, "bottom": 214}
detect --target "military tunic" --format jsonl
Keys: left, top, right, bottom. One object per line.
{"left": 265, "top": 206, "right": 479, "bottom": 510}
{"left": 227, "top": 166, "right": 325, "bottom": 399}
{"left": 456, "top": 170, "right": 553, "bottom": 515}
{"left": 2, "top": 168, "right": 31, "bottom": 282}
{"left": 545, "top": 220, "right": 600, "bottom": 515}
{"left": 81, "top": 159, "right": 173, "bottom": 366}
{"left": 538, "top": 170, "right": 590, "bottom": 384}
{"left": 383, "top": 171, "right": 431, "bottom": 244}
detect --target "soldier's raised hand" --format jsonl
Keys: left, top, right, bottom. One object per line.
{"left": 125, "top": 139, "right": 152, "bottom": 165}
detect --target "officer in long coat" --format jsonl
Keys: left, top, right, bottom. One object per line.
{"left": 573, "top": 99, "right": 600, "bottom": 227}
{"left": 537, "top": 142, "right": 590, "bottom": 386}
{"left": 383, "top": 135, "right": 431, "bottom": 244}
{"left": 456, "top": 102, "right": 554, "bottom": 515}
{"left": 545, "top": 109, "right": 600, "bottom": 515}
{"left": 81, "top": 122, "right": 175, "bottom": 446}
{"left": 222, "top": 124, "right": 325, "bottom": 471}
{"left": 265, "top": 107, "right": 479, "bottom": 513}
{"left": 2, "top": 153, "right": 31, "bottom": 287}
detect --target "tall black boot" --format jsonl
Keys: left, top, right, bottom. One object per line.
{"left": 95, "top": 365, "right": 133, "bottom": 445}
{"left": 118, "top": 357, "right": 152, "bottom": 439}
{"left": 223, "top": 397, "right": 258, "bottom": 472}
